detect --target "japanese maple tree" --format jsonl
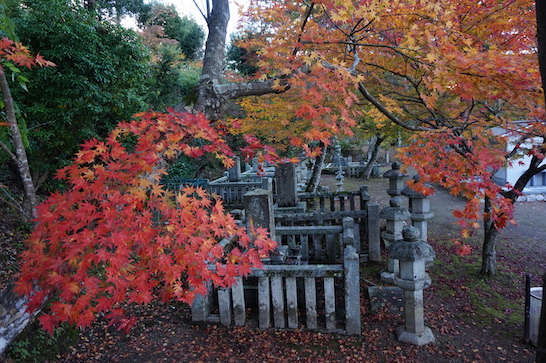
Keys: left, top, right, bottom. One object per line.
{"left": 230, "top": 0, "right": 543, "bottom": 275}
{"left": 15, "top": 110, "right": 277, "bottom": 333}
{"left": 0, "top": 37, "right": 55, "bottom": 220}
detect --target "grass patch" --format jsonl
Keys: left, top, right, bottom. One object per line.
{"left": 5, "top": 320, "right": 79, "bottom": 363}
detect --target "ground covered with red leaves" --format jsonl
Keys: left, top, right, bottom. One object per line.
{"left": 1, "top": 176, "right": 544, "bottom": 362}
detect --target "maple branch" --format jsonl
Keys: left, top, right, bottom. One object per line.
{"left": 214, "top": 79, "right": 288, "bottom": 99}
{"left": 0, "top": 183, "right": 25, "bottom": 216}
{"left": 292, "top": 2, "right": 315, "bottom": 56}
{"left": 0, "top": 139, "right": 17, "bottom": 163}
{"left": 357, "top": 82, "right": 431, "bottom": 132}
{"left": 301, "top": 40, "right": 424, "bottom": 62}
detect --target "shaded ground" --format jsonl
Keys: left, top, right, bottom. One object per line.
{"left": 1, "top": 173, "right": 545, "bottom": 362}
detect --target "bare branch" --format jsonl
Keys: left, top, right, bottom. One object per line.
{"left": 357, "top": 82, "right": 431, "bottom": 132}
{"left": 192, "top": 0, "right": 208, "bottom": 23}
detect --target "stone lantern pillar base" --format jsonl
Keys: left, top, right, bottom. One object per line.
{"left": 396, "top": 326, "right": 435, "bottom": 346}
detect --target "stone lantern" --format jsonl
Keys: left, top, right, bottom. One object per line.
{"left": 383, "top": 161, "right": 406, "bottom": 198}
{"left": 401, "top": 174, "right": 434, "bottom": 243}
{"left": 389, "top": 226, "right": 435, "bottom": 346}
{"left": 380, "top": 162, "right": 410, "bottom": 282}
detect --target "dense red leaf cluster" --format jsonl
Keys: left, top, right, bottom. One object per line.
{"left": 15, "top": 111, "right": 277, "bottom": 333}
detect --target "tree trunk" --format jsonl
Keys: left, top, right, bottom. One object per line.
{"left": 305, "top": 142, "right": 327, "bottom": 193}
{"left": 0, "top": 70, "right": 38, "bottom": 221}
{"left": 0, "top": 284, "right": 40, "bottom": 355}
{"left": 195, "top": 0, "right": 230, "bottom": 119}
{"left": 480, "top": 196, "right": 498, "bottom": 276}
{"left": 537, "top": 0, "right": 546, "bottom": 108}
{"left": 363, "top": 134, "right": 384, "bottom": 179}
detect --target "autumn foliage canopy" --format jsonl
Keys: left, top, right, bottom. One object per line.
{"left": 15, "top": 111, "right": 277, "bottom": 333}
{"left": 234, "top": 0, "right": 543, "bottom": 239}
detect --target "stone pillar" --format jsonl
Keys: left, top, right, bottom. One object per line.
{"left": 333, "top": 138, "right": 344, "bottom": 191}
{"left": 342, "top": 217, "right": 361, "bottom": 335}
{"left": 228, "top": 156, "right": 242, "bottom": 182}
{"left": 380, "top": 162, "right": 410, "bottom": 282}
{"left": 361, "top": 185, "right": 381, "bottom": 262}
{"left": 379, "top": 197, "right": 410, "bottom": 282}
{"left": 244, "top": 188, "right": 276, "bottom": 239}
{"left": 402, "top": 175, "right": 434, "bottom": 243}
{"left": 389, "top": 226, "right": 435, "bottom": 346}
{"left": 274, "top": 163, "right": 306, "bottom": 213}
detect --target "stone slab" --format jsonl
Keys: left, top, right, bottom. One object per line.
{"left": 368, "top": 286, "right": 404, "bottom": 314}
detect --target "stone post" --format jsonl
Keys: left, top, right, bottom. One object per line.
{"left": 244, "top": 188, "right": 276, "bottom": 239}
{"left": 389, "top": 226, "right": 435, "bottom": 346}
{"left": 334, "top": 138, "right": 344, "bottom": 191}
{"left": 380, "top": 162, "right": 410, "bottom": 282}
{"left": 274, "top": 162, "right": 306, "bottom": 213}
{"left": 342, "top": 217, "right": 361, "bottom": 335}
{"left": 402, "top": 175, "right": 434, "bottom": 243}
{"left": 361, "top": 185, "right": 381, "bottom": 262}
{"left": 228, "top": 156, "right": 242, "bottom": 182}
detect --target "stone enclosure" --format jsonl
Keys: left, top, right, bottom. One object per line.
{"left": 188, "top": 159, "right": 436, "bottom": 345}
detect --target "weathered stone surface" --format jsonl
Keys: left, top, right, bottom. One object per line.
{"left": 388, "top": 227, "right": 436, "bottom": 262}
{"left": 227, "top": 156, "right": 241, "bottom": 182}
{"left": 391, "top": 225, "right": 435, "bottom": 346}
{"left": 244, "top": 188, "right": 275, "bottom": 238}
{"left": 275, "top": 163, "right": 299, "bottom": 207}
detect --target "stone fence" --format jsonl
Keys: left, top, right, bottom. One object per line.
{"left": 191, "top": 217, "right": 361, "bottom": 335}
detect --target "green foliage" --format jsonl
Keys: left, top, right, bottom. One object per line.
{"left": 141, "top": 4, "right": 205, "bottom": 60}
{"left": 8, "top": 0, "right": 151, "bottom": 188}
{"left": 227, "top": 33, "right": 260, "bottom": 76}
{"left": 5, "top": 321, "right": 78, "bottom": 363}
{"left": 0, "top": 0, "right": 19, "bottom": 39}
{"left": 90, "top": 0, "right": 151, "bottom": 23}
{"left": 144, "top": 46, "right": 201, "bottom": 110}
{"left": 178, "top": 61, "right": 201, "bottom": 106}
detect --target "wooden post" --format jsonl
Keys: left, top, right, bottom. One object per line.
{"left": 286, "top": 277, "right": 298, "bottom": 329}
{"left": 305, "top": 277, "right": 318, "bottom": 329}
{"left": 324, "top": 277, "right": 336, "bottom": 330}
{"left": 191, "top": 282, "right": 211, "bottom": 322}
{"left": 232, "top": 276, "right": 246, "bottom": 326}
{"left": 258, "top": 277, "right": 271, "bottom": 329}
{"left": 525, "top": 274, "right": 531, "bottom": 344}
{"left": 271, "top": 276, "right": 285, "bottom": 328}
{"left": 218, "top": 288, "right": 231, "bottom": 326}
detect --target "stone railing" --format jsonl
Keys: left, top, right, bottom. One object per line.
{"left": 191, "top": 217, "right": 361, "bottom": 335}
{"left": 208, "top": 174, "right": 273, "bottom": 209}
{"left": 288, "top": 186, "right": 380, "bottom": 262}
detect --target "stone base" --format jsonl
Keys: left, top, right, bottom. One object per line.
{"left": 273, "top": 201, "right": 307, "bottom": 214}
{"left": 380, "top": 270, "right": 395, "bottom": 283}
{"left": 367, "top": 286, "right": 404, "bottom": 314}
{"left": 395, "top": 326, "right": 435, "bottom": 346}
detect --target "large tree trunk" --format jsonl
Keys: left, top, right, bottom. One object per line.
{"left": 195, "top": 0, "right": 230, "bottom": 119}
{"left": 0, "top": 70, "right": 38, "bottom": 221}
{"left": 194, "top": 0, "right": 288, "bottom": 120}
{"left": 363, "top": 134, "right": 384, "bottom": 179}
{"left": 305, "top": 142, "right": 327, "bottom": 193}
